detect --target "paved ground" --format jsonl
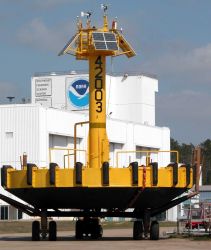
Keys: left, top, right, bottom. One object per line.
{"left": 0, "top": 228, "right": 210, "bottom": 250}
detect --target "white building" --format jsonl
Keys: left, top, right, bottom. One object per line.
{"left": 0, "top": 72, "right": 173, "bottom": 220}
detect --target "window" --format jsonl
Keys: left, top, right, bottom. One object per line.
{"left": 18, "top": 210, "right": 23, "bottom": 220}
{"left": 5, "top": 132, "right": 13, "bottom": 139}
{"left": 0, "top": 206, "right": 9, "bottom": 220}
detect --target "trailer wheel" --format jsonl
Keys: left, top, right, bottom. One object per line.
{"left": 49, "top": 221, "right": 57, "bottom": 241}
{"left": 98, "top": 225, "right": 103, "bottom": 238}
{"left": 133, "top": 221, "right": 143, "bottom": 240}
{"left": 32, "top": 221, "right": 40, "bottom": 241}
{"left": 150, "top": 221, "right": 159, "bottom": 240}
{"left": 91, "top": 224, "right": 103, "bottom": 239}
{"left": 75, "top": 220, "right": 83, "bottom": 239}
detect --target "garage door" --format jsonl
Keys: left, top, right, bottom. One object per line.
{"left": 49, "top": 134, "right": 84, "bottom": 168}
{"left": 136, "top": 146, "right": 159, "bottom": 166}
{"left": 109, "top": 142, "right": 125, "bottom": 167}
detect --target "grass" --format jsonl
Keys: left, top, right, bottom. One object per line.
{"left": 191, "top": 236, "right": 211, "bottom": 241}
{"left": 1, "top": 220, "right": 210, "bottom": 241}
{"left": 0, "top": 220, "right": 177, "bottom": 234}
{"left": 0, "top": 220, "right": 75, "bottom": 234}
{"left": 169, "top": 234, "right": 211, "bottom": 241}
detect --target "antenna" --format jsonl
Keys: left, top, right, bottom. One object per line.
{"left": 101, "top": 4, "right": 109, "bottom": 29}
{"left": 77, "top": 15, "right": 82, "bottom": 30}
{"left": 81, "top": 11, "right": 92, "bottom": 28}
{"left": 81, "top": 11, "right": 92, "bottom": 19}
{"left": 101, "top": 4, "right": 108, "bottom": 14}
{"left": 6, "top": 96, "right": 15, "bottom": 103}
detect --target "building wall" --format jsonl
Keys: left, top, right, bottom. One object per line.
{"left": 31, "top": 73, "right": 158, "bottom": 126}
{"left": 0, "top": 105, "right": 40, "bottom": 167}
{"left": 107, "top": 75, "right": 158, "bottom": 126}
{"left": 0, "top": 105, "right": 170, "bottom": 169}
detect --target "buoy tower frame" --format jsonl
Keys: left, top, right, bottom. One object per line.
{"left": 58, "top": 7, "right": 136, "bottom": 169}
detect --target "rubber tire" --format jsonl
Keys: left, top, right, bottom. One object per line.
{"left": 133, "top": 221, "right": 143, "bottom": 240}
{"left": 91, "top": 225, "right": 103, "bottom": 239}
{"left": 150, "top": 221, "right": 159, "bottom": 240}
{"left": 49, "top": 221, "right": 57, "bottom": 241}
{"left": 32, "top": 221, "right": 40, "bottom": 241}
{"left": 75, "top": 220, "right": 83, "bottom": 239}
{"left": 98, "top": 225, "right": 103, "bottom": 238}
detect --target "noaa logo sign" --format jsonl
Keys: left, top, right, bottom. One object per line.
{"left": 67, "top": 78, "right": 89, "bottom": 108}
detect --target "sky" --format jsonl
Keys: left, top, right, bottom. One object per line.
{"left": 0, "top": 0, "right": 211, "bottom": 145}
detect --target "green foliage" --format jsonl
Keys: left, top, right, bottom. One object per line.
{"left": 200, "top": 139, "right": 211, "bottom": 185}
{"left": 170, "top": 138, "right": 194, "bottom": 164}
{"left": 171, "top": 138, "right": 211, "bottom": 185}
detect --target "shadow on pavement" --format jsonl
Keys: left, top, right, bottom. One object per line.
{"left": 0, "top": 235, "right": 168, "bottom": 241}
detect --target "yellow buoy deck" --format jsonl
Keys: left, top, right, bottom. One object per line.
{"left": 2, "top": 164, "right": 193, "bottom": 212}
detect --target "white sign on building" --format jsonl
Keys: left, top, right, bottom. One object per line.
{"left": 65, "top": 77, "right": 89, "bottom": 110}
{"left": 35, "top": 97, "right": 52, "bottom": 106}
{"left": 35, "top": 78, "right": 52, "bottom": 97}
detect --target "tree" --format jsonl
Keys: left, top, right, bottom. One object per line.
{"left": 180, "top": 143, "right": 194, "bottom": 164}
{"left": 170, "top": 138, "right": 194, "bottom": 164}
{"left": 171, "top": 138, "right": 211, "bottom": 185}
{"left": 200, "top": 139, "right": 211, "bottom": 185}
{"left": 170, "top": 138, "right": 180, "bottom": 162}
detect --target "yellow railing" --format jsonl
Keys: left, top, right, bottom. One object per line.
{"left": 116, "top": 150, "right": 179, "bottom": 168}
{"left": 74, "top": 121, "right": 89, "bottom": 165}
{"left": 49, "top": 147, "right": 87, "bottom": 168}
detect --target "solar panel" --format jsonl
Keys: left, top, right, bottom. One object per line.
{"left": 94, "top": 41, "right": 107, "bottom": 50}
{"left": 58, "top": 33, "right": 79, "bottom": 56}
{"left": 93, "top": 32, "right": 104, "bottom": 41}
{"left": 113, "top": 30, "right": 136, "bottom": 58}
{"left": 104, "top": 33, "right": 116, "bottom": 42}
{"left": 106, "top": 42, "right": 118, "bottom": 51}
{"left": 92, "top": 32, "right": 118, "bottom": 51}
